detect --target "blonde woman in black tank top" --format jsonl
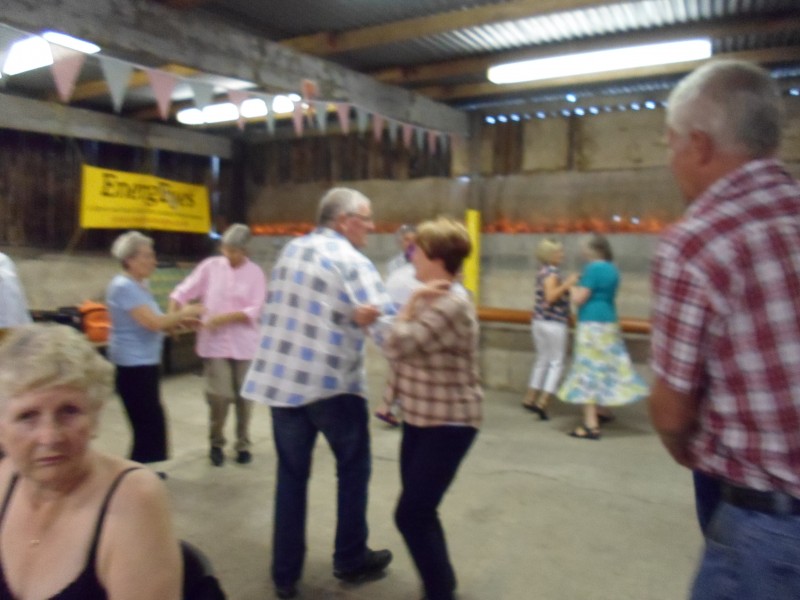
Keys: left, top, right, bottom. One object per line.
{"left": 0, "top": 324, "right": 181, "bottom": 599}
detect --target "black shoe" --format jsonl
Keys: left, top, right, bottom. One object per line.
{"left": 210, "top": 447, "right": 224, "bottom": 466}
{"left": 236, "top": 450, "right": 252, "bottom": 464}
{"left": 334, "top": 548, "right": 393, "bottom": 582}
{"left": 274, "top": 583, "right": 297, "bottom": 599}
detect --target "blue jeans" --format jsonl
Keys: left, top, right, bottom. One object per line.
{"left": 395, "top": 423, "right": 477, "bottom": 600}
{"left": 270, "top": 394, "right": 371, "bottom": 587}
{"left": 691, "top": 502, "right": 800, "bottom": 599}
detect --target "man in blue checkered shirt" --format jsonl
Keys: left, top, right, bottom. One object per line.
{"left": 242, "top": 187, "right": 396, "bottom": 599}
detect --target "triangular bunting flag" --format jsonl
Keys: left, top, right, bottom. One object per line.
{"left": 228, "top": 90, "right": 250, "bottom": 131}
{"left": 49, "top": 44, "right": 86, "bottom": 103}
{"left": 336, "top": 103, "right": 351, "bottom": 135}
{"left": 355, "top": 107, "right": 370, "bottom": 136}
{"left": 372, "top": 114, "right": 385, "bottom": 143}
{"left": 440, "top": 132, "right": 451, "bottom": 155}
{"left": 264, "top": 95, "right": 276, "bottom": 135}
{"left": 98, "top": 56, "right": 133, "bottom": 113}
{"left": 189, "top": 81, "right": 215, "bottom": 111}
{"left": 315, "top": 101, "right": 327, "bottom": 132}
{"left": 427, "top": 130, "right": 439, "bottom": 155}
{"left": 387, "top": 120, "right": 399, "bottom": 145}
{"left": 146, "top": 69, "right": 178, "bottom": 121}
{"left": 415, "top": 127, "right": 426, "bottom": 150}
{"left": 292, "top": 100, "right": 305, "bottom": 136}
{"left": 402, "top": 124, "right": 414, "bottom": 148}
{"left": 301, "top": 78, "right": 319, "bottom": 100}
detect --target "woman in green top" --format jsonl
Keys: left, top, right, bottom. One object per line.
{"left": 558, "top": 233, "right": 648, "bottom": 439}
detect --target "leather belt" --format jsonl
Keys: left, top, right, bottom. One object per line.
{"left": 721, "top": 482, "right": 800, "bottom": 516}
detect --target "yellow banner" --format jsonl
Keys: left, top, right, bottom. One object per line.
{"left": 80, "top": 165, "right": 211, "bottom": 233}
{"left": 463, "top": 209, "right": 481, "bottom": 301}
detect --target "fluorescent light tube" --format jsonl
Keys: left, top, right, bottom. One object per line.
{"left": 487, "top": 39, "right": 712, "bottom": 85}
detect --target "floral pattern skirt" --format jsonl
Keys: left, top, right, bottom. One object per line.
{"left": 558, "top": 322, "right": 648, "bottom": 406}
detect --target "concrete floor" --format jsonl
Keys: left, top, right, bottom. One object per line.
{"left": 94, "top": 364, "right": 703, "bottom": 600}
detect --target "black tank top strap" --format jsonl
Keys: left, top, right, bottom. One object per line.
{"left": 0, "top": 475, "right": 19, "bottom": 526}
{"left": 85, "top": 467, "right": 142, "bottom": 564}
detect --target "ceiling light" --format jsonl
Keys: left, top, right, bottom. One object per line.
{"left": 176, "top": 102, "right": 240, "bottom": 125}
{"left": 487, "top": 39, "right": 712, "bottom": 85}
{"left": 3, "top": 32, "right": 100, "bottom": 76}
{"left": 176, "top": 108, "right": 206, "bottom": 125}
{"left": 271, "top": 95, "right": 296, "bottom": 114}
{"left": 240, "top": 98, "right": 268, "bottom": 118}
{"left": 3, "top": 36, "right": 53, "bottom": 75}
{"left": 565, "top": 93, "right": 577, "bottom": 103}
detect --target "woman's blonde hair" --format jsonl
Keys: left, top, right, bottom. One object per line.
{"left": 415, "top": 217, "right": 472, "bottom": 276}
{"left": 0, "top": 323, "right": 113, "bottom": 413}
{"left": 535, "top": 238, "right": 563, "bottom": 264}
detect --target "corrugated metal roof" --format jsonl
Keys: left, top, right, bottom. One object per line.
{"left": 334, "top": 0, "right": 800, "bottom": 71}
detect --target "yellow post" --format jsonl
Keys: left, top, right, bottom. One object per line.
{"left": 463, "top": 209, "right": 481, "bottom": 301}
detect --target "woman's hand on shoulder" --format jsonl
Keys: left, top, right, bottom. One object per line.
{"left": 99, "top": 469, "right": 182, "bottom": 600}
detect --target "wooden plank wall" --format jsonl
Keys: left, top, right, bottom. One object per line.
{"left": 0, "top": 128, "right": 229, "bottom": 258}
{"left": 247, "top": 131, "right": 451, "bottom": 187}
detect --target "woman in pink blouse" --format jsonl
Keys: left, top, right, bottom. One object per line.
{"left": 169, "top": 224, "right": 267, "bottom": 467}
{"left": 380, "top": 217, "right": 482, "bottom": 600}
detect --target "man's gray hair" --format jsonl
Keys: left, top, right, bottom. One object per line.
{"left": 316, "top": 187, "right": 371, "bottom": 226}
{"left": 110, "top": 231, "right": 154, "bottom": 264}
{"left": 221, "top": 223, "right": 251, "bottom": 249}
{"left": 666, "top": 60, "right": 783, "bottom": 158}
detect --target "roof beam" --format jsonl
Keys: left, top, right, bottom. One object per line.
{"left": 283, "top": 0, "right": 617, "bottom": 56}
{"left": 417, "top": 46, "right": 800, "bottom": 102}
{"left": 0, "top": 92, "right": 232, "bottom": 158}
{"left": 371, "top": 15, "right": 800, "bottom": 86}
{"left": 1, "top": 0, "right": 468, "bottom": 135}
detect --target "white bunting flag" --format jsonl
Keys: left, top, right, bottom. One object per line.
{"left": 189, "top": 81, "right": 215, "bottom": 111}
{"left": 98, "top": 56, "right": 133, "bottom": 113}
{"left": 355, "top": 106, "right": 370, "bottom": 135}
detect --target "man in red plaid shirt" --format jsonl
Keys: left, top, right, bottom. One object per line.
{"left": 650, "top": 60, "right": 800, "bottom": 599}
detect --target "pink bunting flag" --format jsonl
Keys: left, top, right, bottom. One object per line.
{"left": 228, "top": 90, "right": 250, "bottom": 130}
{"left": 427, "top": 130, "right": 439, "bottom": 155}
{"left": 292, "top": 101, "right": 305, "bottom": 136}
{"left": 146, "top": 69, "right": 178, "bottom": 121}
{"left": 336, "top": 103, "right": 351, "bottom": 135}
{"left": 402, "top": 124, "right": 414, "bottom": 148}
{"left": 372, "top": 114, "right": 385, "bottom": 143}
{"left": 49, "top": 45, "right": 86, "bottom": 103}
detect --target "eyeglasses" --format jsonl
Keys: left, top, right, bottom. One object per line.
{"left": 348, "top": 213, "right": 374, "bottom": 223}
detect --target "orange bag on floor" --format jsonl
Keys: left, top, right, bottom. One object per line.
{"left": 79, "top": 300, "right": 111, "bottom": 343}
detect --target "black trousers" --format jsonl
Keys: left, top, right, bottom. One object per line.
{"left": 115, "top": 364, "right": 168, "bottom": 463}
{"left": 395, "top": 423, "right": 477, "bottom": 600}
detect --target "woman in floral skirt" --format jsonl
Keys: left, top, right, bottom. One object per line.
{"left": 558, "top": 233, "right": 648, "bottom": 439}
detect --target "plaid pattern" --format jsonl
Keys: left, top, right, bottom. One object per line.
{"left": 651, "top": 159, "right": 800, "bottom": 495}
{"left": 382, "top": 292, "right": 483, "bottom": 428}
{"left": 242, "top": 228, "right": 393, "bottom": 407}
